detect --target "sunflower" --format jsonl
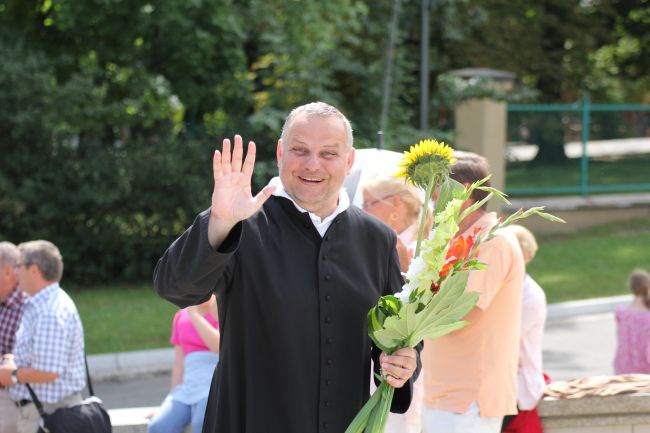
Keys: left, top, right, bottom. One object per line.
{"left": 395, "top": 139, "right": 456, "bottom": 189}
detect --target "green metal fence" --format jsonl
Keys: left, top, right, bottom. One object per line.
{"left": 506, "top": 96, "right": 650, "bottom": 197}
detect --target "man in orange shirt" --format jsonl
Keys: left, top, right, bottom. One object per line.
{"left": 421, "top": 151, "right": 525, "bottom": 433}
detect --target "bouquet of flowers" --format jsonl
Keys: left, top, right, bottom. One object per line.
{"left": 345, "top": 140, "right": 564, "bottom": 433}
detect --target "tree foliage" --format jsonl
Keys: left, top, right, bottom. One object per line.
{"left": 0, "top": 0, "right": 646, "bottom": 284}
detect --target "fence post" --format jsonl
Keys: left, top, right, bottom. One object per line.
{"left": 454, "top": 98, "right": 507, "bottom": 209}
{"left": 580, "top": 94, "right": 591, "bottom": 197}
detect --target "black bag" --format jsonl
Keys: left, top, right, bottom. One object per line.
{"left": 25, "top": 390, "right": 112, "bottom": 433}
{"left": 24, "top": 355, "right": 112, "bottom": 433}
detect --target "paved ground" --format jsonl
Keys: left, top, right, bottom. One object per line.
{"left": 543, "top": 312, "right": 616, "bottom": 381}
{"left": 94, "top": 309, "right": 621, "bottom": 410}
{"left": 96, "top": 373, "right": 169, "bottom": 410}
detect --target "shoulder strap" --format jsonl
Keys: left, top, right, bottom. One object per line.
{"left": 84, "top": 353, "right": 95, "bottom": 396}
{"left": 24, "top": 383, "right": 46, "bottom": 417}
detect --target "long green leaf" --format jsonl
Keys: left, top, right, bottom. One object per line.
{"left": 344, "top": 381, "right": 384, "bottom": 433}
{"left": 366, "top": 381, "right": 394, "bottom": 433}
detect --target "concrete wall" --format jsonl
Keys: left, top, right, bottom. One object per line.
{"left": 539, "top": 393, "right": 650, "bottom": 433}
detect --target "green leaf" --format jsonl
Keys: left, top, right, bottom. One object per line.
{"left": 537, "top": 211, "right": 566, "bottom": 223}
{"left": 344, "top": 380, "right": 385, "bottom": 433}
{"left": 434, "top": 177, "right": 465, "bottom": 218}
{"left": 366, "top": 381, "right": 395, "bottom": 433}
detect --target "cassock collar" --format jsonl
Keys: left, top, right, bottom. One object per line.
{"left": 268, "top": 177, "right": 350, "bottom": 237}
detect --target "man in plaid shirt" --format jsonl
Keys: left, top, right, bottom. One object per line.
{"left": 0, "top": 242, "right": 26, "bottom": 433}
{"left": 0, "top": 241, "right": 85, "bottom": 433}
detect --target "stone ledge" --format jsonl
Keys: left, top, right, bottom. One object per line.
{"left": 540, "top": 393, "right": 650, "bottom": 432}
{"left": 540, "top": 393, "right": 650, "bottom": 417}
{"left": 89, "top": 348, "right": 174, "bottom": 381}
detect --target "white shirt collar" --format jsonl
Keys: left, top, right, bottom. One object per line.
{"left": 269, "top": 177, "right": 350, "bottom": 237}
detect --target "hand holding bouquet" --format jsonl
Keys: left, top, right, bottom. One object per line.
{"left": 346, "top": 140, "right": 563, "bottom": 433}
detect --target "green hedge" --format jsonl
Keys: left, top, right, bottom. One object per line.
{"left": 0, "top": 135, "right": 218, "bottom": 283}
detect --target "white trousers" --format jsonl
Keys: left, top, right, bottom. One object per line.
{"left": 0, "top": 388, "right": 19, "bottom": 433}
{"left": 16, "top": 392, "right": 82, "bottom": 433}
{"left": 422, "top": 402, "right": 502, "bottom": 433}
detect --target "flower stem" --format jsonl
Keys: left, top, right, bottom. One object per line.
{"left": 415, "top": 175, "right": 438, "bottom": 258}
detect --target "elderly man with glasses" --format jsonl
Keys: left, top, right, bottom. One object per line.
{"left": 0, "top": 240, "right": 85, "bottom": 433}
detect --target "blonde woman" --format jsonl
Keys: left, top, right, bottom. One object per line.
{"left": 362, "top": 175, "right": 431, "bottom": 273}
{"left": 501, "top": 224, "right": 547, "bottom": 433}
{"left": 362, "top": 174, "right": 429, "bottom": 433}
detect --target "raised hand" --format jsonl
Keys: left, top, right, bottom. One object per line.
{"left": 207, "top": 135, "right": 276, "bottom": 247}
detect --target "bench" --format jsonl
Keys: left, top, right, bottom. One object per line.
{"left": 108, "top": 407, "right": 190, "bottom": 433}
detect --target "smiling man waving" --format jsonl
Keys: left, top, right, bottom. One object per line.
{"left": 154, "top": 102, "right": 420, "bottom": 433}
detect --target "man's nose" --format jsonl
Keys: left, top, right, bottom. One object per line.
{"left": 303, "top": 153, "right": 321, "bottom": 170}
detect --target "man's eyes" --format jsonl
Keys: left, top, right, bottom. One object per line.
{"left": 290, "top": 148, "right": 338, "bottom": 158}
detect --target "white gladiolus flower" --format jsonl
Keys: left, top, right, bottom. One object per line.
{"left": 396, "top": 283, "right": 414, "bottom": 302}
{"left": 405, "top": 256, "right": 425, "bottom": 281}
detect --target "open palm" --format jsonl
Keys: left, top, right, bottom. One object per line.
{"left": 211, "top": 135, "right": 275, "bottom": 224}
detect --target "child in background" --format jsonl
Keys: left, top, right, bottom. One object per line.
{"left": 502, "top": 225, "right": 547, "bottom": 433}
{"left": 613, "top": 268, "right": 650, "bottom": 374}
{"left": 148, "top": 295, "right": 220, "bottom": 433}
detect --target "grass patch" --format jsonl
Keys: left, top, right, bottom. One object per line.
{"left": 67, "top": 283, "right": 178, "bottom": 355}
{"left": 507, "top": 155, "right": 650, "bottom": 194}
{"left": 529, "top": 218, "right": 650, "bottom": 303}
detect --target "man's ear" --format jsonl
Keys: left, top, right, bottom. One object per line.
{"left": 276, "top": 139, "right": 283, "bottom": 167}
{"left": 346, "top": 147, "right": 355, "bottom": 174}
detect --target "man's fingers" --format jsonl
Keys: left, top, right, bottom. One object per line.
{"left": 232, "top": 134, "right": 244, "bottom": 172}
{"left": 213, "top": 150, "right": 223, "bottom": 182}
{"left": 253, "top": 184, "right": 277, "bottom": 208}
{"left": 242, "top": 141, "right": 257, "bottom": 178}
{"left": 384, "top": 374, "right": 407, "bottom": 389}
{"left": 222, "top": 138, "right": 232, "bottom": 174}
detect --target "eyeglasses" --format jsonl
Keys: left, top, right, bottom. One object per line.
{"left": 14, "top": 262, "right": 28, "bottom": 269}
{"left": 362, "top": 193, "right": 397, "bottom": 210}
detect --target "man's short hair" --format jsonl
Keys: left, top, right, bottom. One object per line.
{"left": 450, "top": 150, "right": 491, "bottom": 204}
{"left": 280, "top": 101, "right": 354, "bottom": 150}
{"left": 18, "top": 240, "right": 64, "bottom": 282}
{"left": 0, "top": 241, "right": 19, "bottom": 267}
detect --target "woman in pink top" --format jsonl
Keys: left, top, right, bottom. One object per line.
{"left": 148, "top": 295, "right": 220, "bottom": 433}
{"left": 614, "top": 269, "right": 650, "bottom": 374}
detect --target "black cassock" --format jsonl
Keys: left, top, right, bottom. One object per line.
{"left": 154, "top": 196, "right": 418, "bottom": 433}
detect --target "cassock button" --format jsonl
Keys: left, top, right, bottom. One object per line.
{"left": 326, "top": 379, "right": 332, "bottom": 385}
{"left": 325, "top": 316, "right": 331, "bottom": 324}
{"left": 326, "top": 359, "right": 333, "bottom": 365}
{"left": 323, "top": 422, "right": 330, "bottom": 429}
{"left": 325, "top": 295, "right": 331, "bottom": 302}
{"left": 325, "top": 401, "right": 332, "bottom": 407}
{"left": 324, "top": 275, "right": 331, "bottom": 281}
{"left": 326, "top": 337, "right": 333, "bottom": 344}
{"left": 322, "top": 255, "right": 328, "bottom": 261}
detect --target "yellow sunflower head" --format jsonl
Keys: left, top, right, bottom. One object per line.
{"left": 395, "top": 139, "right": 456, "bottom": 189}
